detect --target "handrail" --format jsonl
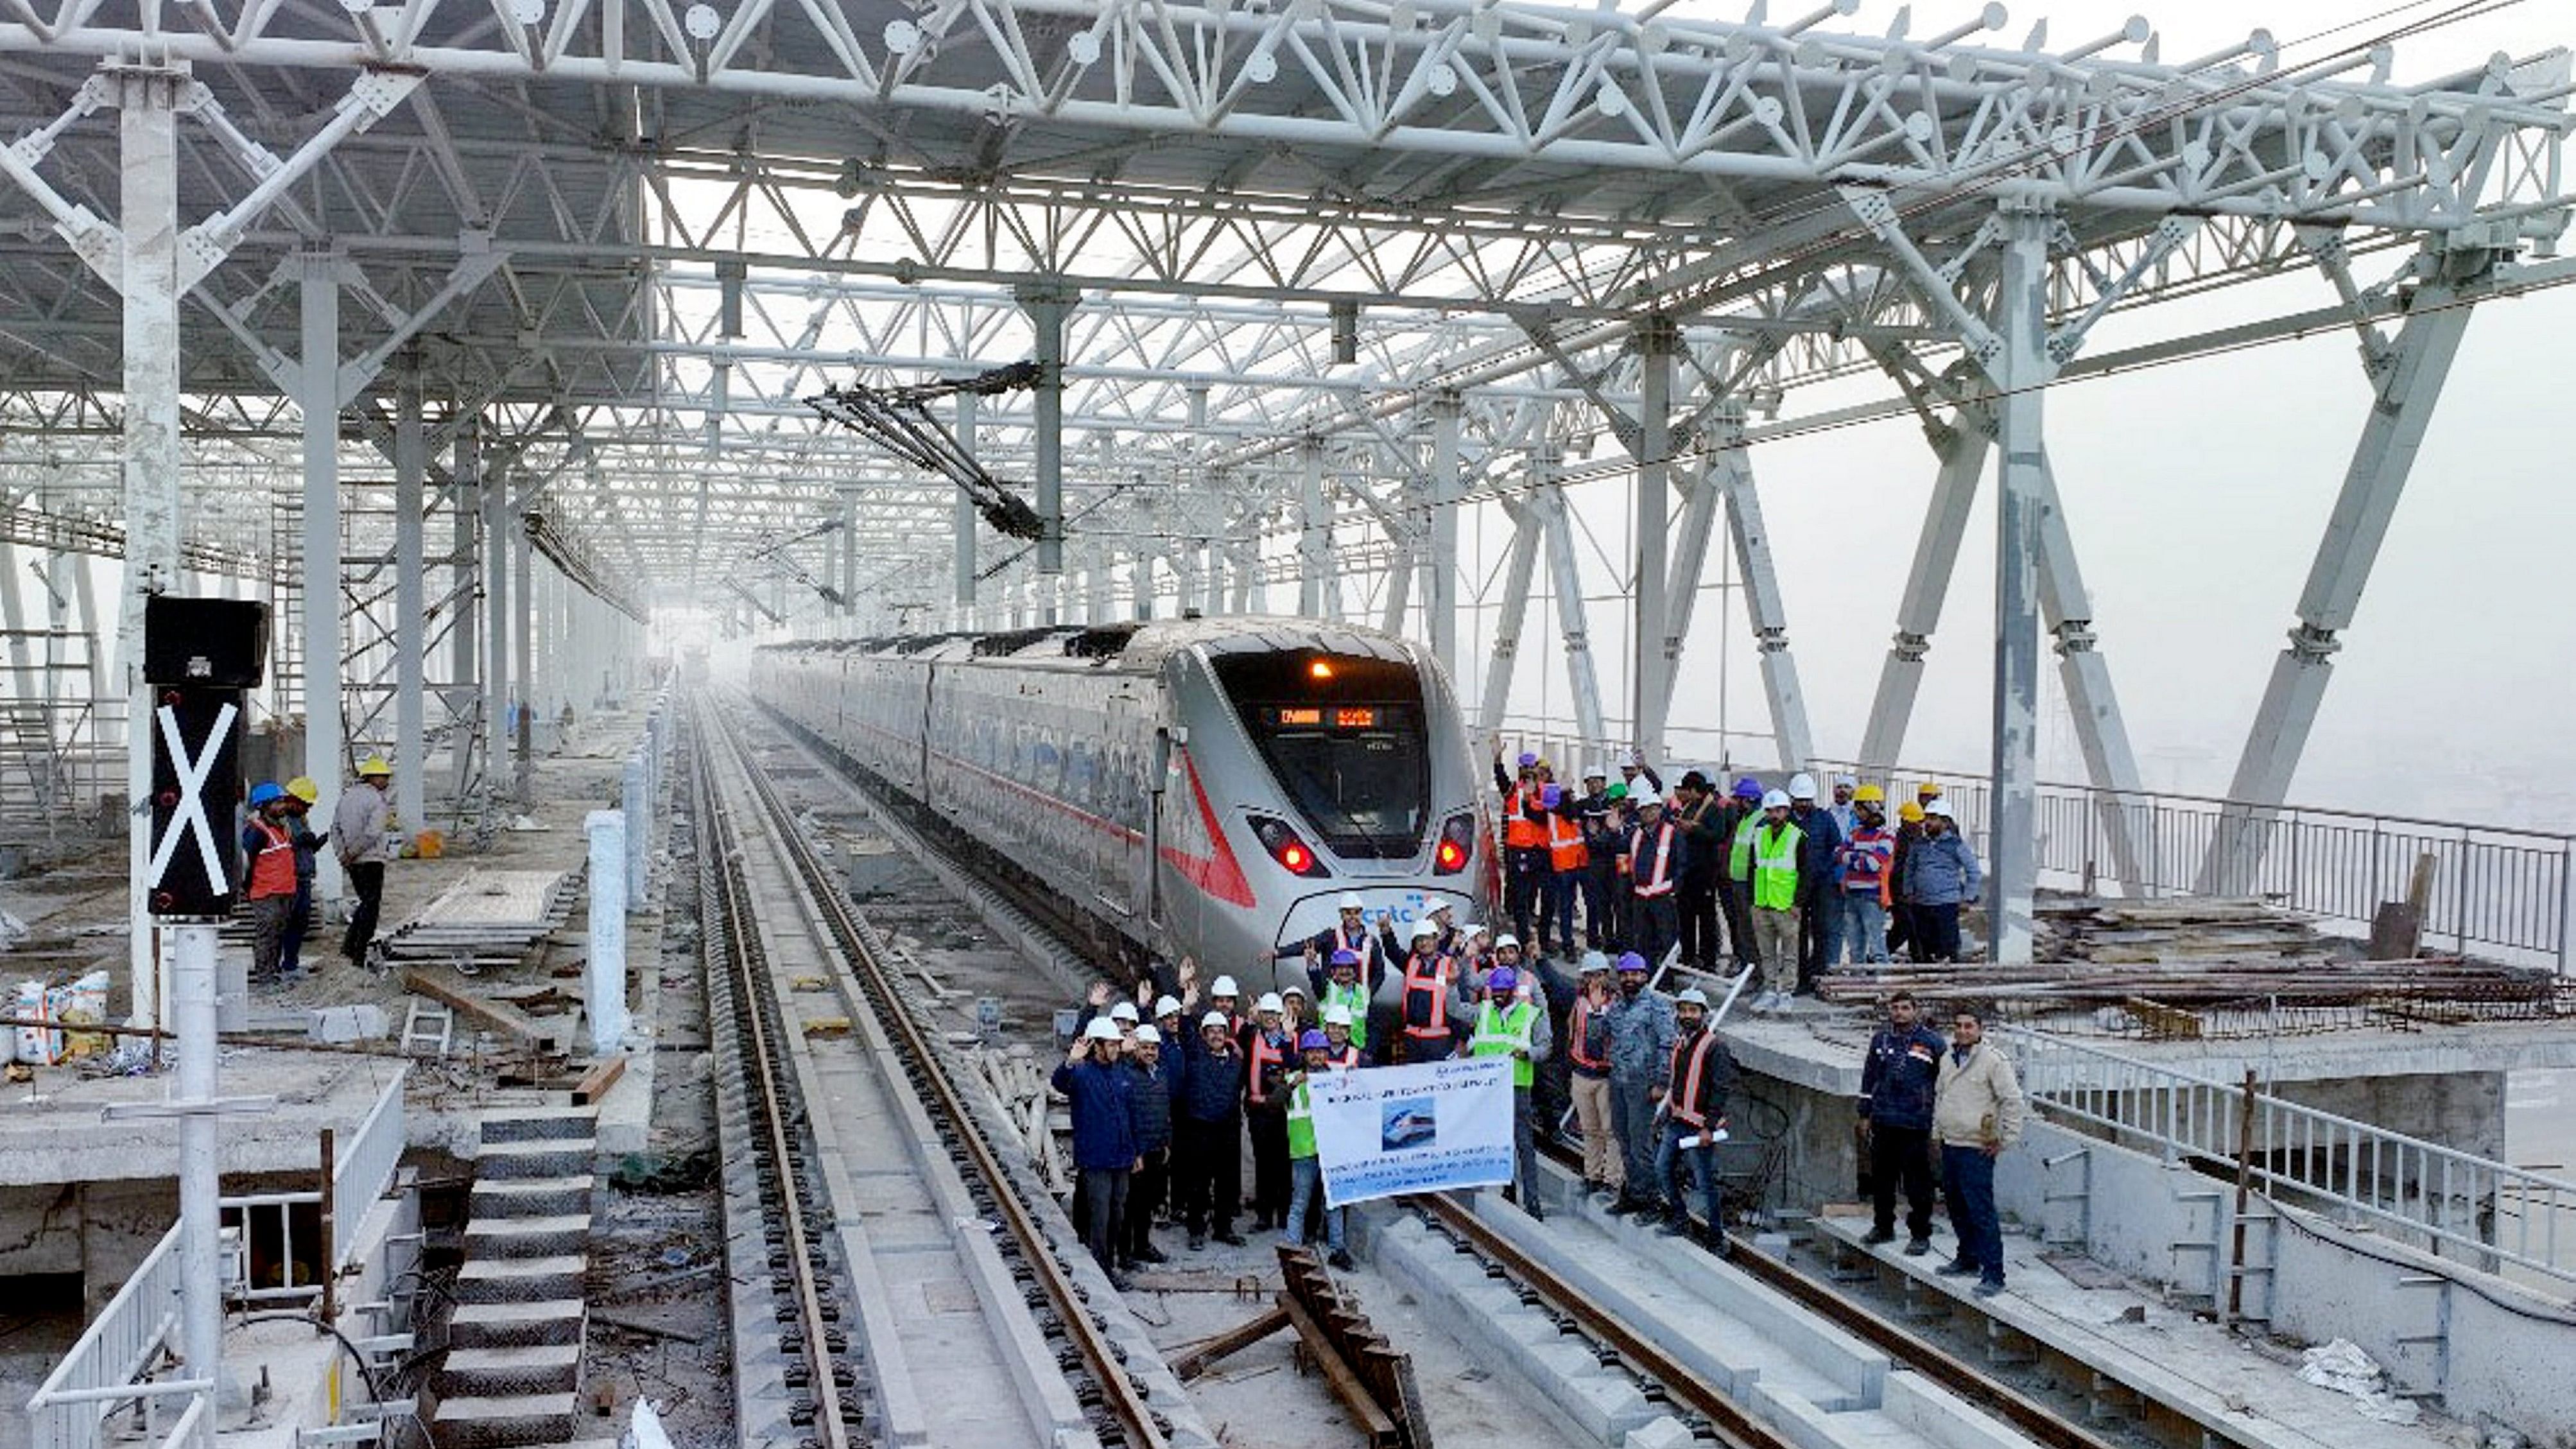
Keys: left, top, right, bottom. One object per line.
{"left": 2004, "top": 1027, "right": 2576, "bottom": 1288}
{"left": 1489, "top": 727, "right": 2575, "bottom": 971}
{"left": 26, "top": 1222, "right": 186, "bottom": 1449}
{"left": 333, "top": 1068, "right": 408, "bottom": 1266}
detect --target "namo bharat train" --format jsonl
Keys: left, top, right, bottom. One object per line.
{"left": 749, "top": 617, "right": 1490, "bottom": 993}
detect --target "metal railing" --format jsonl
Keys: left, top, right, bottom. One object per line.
{"left": 1490, "top": 727, "right": 2575, "bottom": 970}
{"left": 2007, "top": 1027, "right": 2576, "bottom": 1288}
{"left": 25, "top": 1223, "right": 196, "bottom": 1449}
{"left": 222, "top": 1067, "right": 410, "bottom": 1303}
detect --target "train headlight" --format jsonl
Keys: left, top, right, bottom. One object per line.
{"left": 1433, "top": 813, "right": 1474, "bottom": 874}
{"left": 1249, "top": 814, "right": 1331, "bottom": 878}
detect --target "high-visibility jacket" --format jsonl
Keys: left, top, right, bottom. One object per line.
{"left": 1325, "top": 1043, "right": 1363, "bottom": 1070}
{"left": 1399, "top": 954, "right": 1451, "bottom": 1041}
{"left": 1501, "top": 786, "right": 1545, "bottom": 850}
{"left": 1567, "top": 994, "right": 1609, "bottom": 1076}
{"left": 1750, "top": 820, "right": 1804, "bottom": 911}
{"left": 1668, "top": 1029, "right": 1731, "bottom": 1130}
{"left": 1247, "top": 1030, "right": 1289, "bottom": 1106}
{"left": 1322, "top": 980, "right": 1370, "bottom": 1049}
{"left": 245, "top": 818, "right": 297, "bottom": 899}
{"left": 1469, "top": 999, "right": 1540, "bottom": 1087}
{"left": 1546, "top": 810, "right": 1589, "bottom": 872}
{"left": 1627, "top": 820, "right": 1679, "bottom": 899}
{"left": 1286, "top": 1077, "right": 1317, "bottom": 1159}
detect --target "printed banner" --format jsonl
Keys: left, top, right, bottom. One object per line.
{"left": 1309, "top": 1055, "right": 1513, "bottom": 1208}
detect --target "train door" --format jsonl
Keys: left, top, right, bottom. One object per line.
{"left": 1106, "top": 688, "right": 1155, "bottom": 924}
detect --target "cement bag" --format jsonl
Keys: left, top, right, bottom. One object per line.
{"left": 56, "top": 971, "right": 110, "bottom": 1061}
{"left": 12, "top": 980, "right": 59, "bottom": 1066}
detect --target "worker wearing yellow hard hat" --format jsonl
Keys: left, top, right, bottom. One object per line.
{"left": 335, "top": 754, "right": 397, "bottom": 969}
{"left": 1887, "top": 800, "right": 1929, "bottom": 959}
{"left": 1853, "top": 783, "right": 1886, "bottom": 805}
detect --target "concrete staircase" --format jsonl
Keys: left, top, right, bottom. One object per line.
{"left": 435, "top": 1107, "right": 598, "bottom": 1449}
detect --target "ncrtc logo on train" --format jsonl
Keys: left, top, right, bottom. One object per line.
{"left": 752, "top": 618, "right": 1485, "bottom": 998}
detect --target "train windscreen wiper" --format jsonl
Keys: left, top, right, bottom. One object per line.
{"left": 808, "top": 361, "right": 1047, "bottom": 541}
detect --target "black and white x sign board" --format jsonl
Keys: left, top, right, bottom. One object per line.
{"left": 148, "top": 697, "right": 239, "bottom": 900}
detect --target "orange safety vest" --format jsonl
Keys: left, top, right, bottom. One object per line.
{"left": 1567, "top": 994, "right": 1607, "bottom": 1073}
{"left": 1629, "top": 820, "right": 1678, "bottom": 899}
{"left": 1502, "top": 786, "right": 1545, "bottom": 850}
{"left": 1247, "top": 1031, "right": 1288, "bottom": 1105}
{"left": 1546, "top": 810, "right": 1589, "bottom": 872}
{"left": 1668, "top": 1031, "right": 1726, "bottom": 1129}
{"left": 245, "top": 818, "right": 298, "bottom": 899}
{"left": 1327, "top": 1043, "right": 1362, "bottom": 1070}
{"left": 1401, "top": 954, "right": 1451, "bottom": 1039}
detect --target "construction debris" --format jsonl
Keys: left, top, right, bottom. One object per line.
{"left": 377, "top": 865, "right": 581, "bottom": 969}
{"left": 2036, "top": 896, "right": 2328, "bottom": 962}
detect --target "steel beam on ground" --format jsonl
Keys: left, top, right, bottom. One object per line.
{"left": 1986, "top": 203, "right": 2055, "bottom": 965}
{"left": 393, "top": 361, "right": 426, "bottom": 833}
{"left": 2208, "top": 268, "right": 2480, "bottom": 893}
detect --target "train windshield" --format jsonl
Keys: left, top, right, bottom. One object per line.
{"left": 1212, "top": 652, "right": 1429, "bottom": 858}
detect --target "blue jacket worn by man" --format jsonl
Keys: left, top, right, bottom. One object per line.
{"left": 1051, "top": 1057, "right": 1139, "bottom": 1171}
{"left": 1604, "top": 988, "right": 1677, "bottom": 1085}
{"left": 1177, "top": 1031, "right": 1245, "bottom": 1123}
{"left": 1905, "top": 833, "right": 1982, "bottom": 905}
{"left": 1127, "top": 1056, "right": 1174, "bottom": 1156}
{"left": 1788, "top": 803, "right": 1843, "bottom": 900}
{"left": 1858, "top": 1022, "right": 1946, "bottom": 1130}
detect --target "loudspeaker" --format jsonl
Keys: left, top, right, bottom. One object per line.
{"left": 143, "top": 596, "right": 269, "bottom": 688}
{"left": 147, "top": 686, "right": 246, "bottom": 918}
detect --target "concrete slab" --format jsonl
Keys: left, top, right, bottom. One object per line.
{"left": 0, "top": 1047, "right": 402, "bottom": 1187}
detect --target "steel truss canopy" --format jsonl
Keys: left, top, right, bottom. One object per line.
{"left": 0, "top": 0, "right": 2568, "bottom": 598}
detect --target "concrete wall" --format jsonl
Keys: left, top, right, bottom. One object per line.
{"left": 2269, "top": 1071, "right": 2507, "bottom": 1162}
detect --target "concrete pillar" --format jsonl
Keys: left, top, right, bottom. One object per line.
{"left": 118, "top": 63, "right": 187, "bottom": 1034}
{"left": 622, "top": 750, "right": 649, "bottom": 905}
{"left": 393, "top": 361, "right": 427, "bottom": 832}
{"left": 170, "top": 923, "right": 221, "bottom": 1409}
{"left": 584, "top": 809, "right": 630, "bottom": 1055}
{"left": 1986, "top": 204, "right": 2053, "bottom": 964}
{"left": 451, "top": 428, "right": 479, "bottom": 797}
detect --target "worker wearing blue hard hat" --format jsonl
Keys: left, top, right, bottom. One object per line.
{"left": 1283, "top": 1026, "right": 1353, "bottom": 1267}
{"left": 239, "top": 783, "right": 302, "bottom": 984}
{"left": 1602, "top": 949, "right": 1678, "bottom": 1220}
{"left": 1467, "top": 960, "right": 1554, "bottom": 1220}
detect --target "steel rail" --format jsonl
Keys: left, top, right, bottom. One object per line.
{"left": 1528, "top": 1137, "right": 2125, "bottom": 1449}
{"left": 1415, "top": 1194, "right": 1802, "bottom": 1449}
{"left": 690, "top": 716, "right": 857, "bottom": 1449}
{"left": 698, "top": 692, "right": 1173, "bottom": 1449}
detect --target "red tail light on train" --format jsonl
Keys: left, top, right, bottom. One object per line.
{"left": 1433, "top": 813, "right": 1474, "bottom": 874}
{"left": 1250, "top": 814, "right": 1331, "bottom": 878}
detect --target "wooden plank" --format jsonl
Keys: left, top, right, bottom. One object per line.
{"left": 571, "top": 1054, "right": 626, "bottom": 1107}
{"left": 1171, "top": 1304, "right": 1290, "bottom": 1382}
{"left": 1278, "top": 1291, "right": 1401, "bottom": 1448}
{"left": 399, "top": 969, "right": 562, "bottom": 1053}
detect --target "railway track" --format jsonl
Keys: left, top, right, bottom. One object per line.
{"left": 686, "top": 694, "right": 1182, "bottom": 1449}
{"left": 732, "top": 690, "right": 2126, "bottom": 1449}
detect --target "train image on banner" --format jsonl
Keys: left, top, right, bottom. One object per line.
{"left": 750, "top": 617, "right": 1492, "bottom": 998}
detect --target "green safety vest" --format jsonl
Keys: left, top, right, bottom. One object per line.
{"left": 1751, "top": 820, "right": 1804, "bottom": 912}
{"left": 1322, "top": 981, "right": 1370, "bottom": 1048}
{"left": 1468, "top": 999, "right": 1539, "bottom": 1088}
{"left": 1286, "top": 1077, "right": 1317, "bottom": 1159}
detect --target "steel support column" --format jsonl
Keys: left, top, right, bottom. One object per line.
{"left": 2206, "top": 272, "right": 2478, "bottom": 892}
{"left": 2034, "top": 456, "right": 2148, "bottom": 890}
{"left": 1475, "top": 497, "right": 1544, "bottom": 743}
{"left": 393, "top": 360, "right": 426, "bottom": 832}
{"left": 1019, "top": 286, "right": 1073, "bottom": 623}
{"left": 1539, "top": 483, "right": 1611, "bottom": 756}
{"left": 510, "top": 501, "right": 532, "bottom": 800}
{"left": 1297, "top": 437, "right": 1331, "bottom": 619}
{"left": 1859, "top": 409, "right": 1992, "bottom": 775}
{"left": 1709, "top": 436, "right": 1816, "bottom": 770}
{"left": 116, "top": 64, "right": 186, "bottom": 1030}
{"left": 1986, "top": 204, "right": 2055, "bottom": 964}
{"left": 481, "top": 455, "right": 508, "bottom": 780}
{"left": 1425, "top": 390, "right": 1462, "bottom": 665}
{"left": 451, "top": 428, "right": 479, "bottom": 794}
{"left": 1655, "top": 465, "right": 1723, "bottom": 729}
{"left": 1631, "top": 317, "right": 1679, "bottom": 765}
{"left": 298, "top": 257, "right": 346, "bottom": 905}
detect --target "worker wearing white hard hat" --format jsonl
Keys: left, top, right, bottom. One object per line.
{"left": 1746, "top": 784, "right": 1809, "bottom": 1011}
{"left": 1109, "top": 1000, "right": 1140, "bottom": 1023}
{"left": 1058, "top": 1014, "right": 1145, "bottom": 1284}
{"left": 1308, "top": 891, "right": 1390, "bottom": 987}
{"left": 1619, "top": 772, "right": 1685, "bottom": 976}
{"left": 1655, "top": 984, "right": 1735, "bottom": 1249}
{"left": 1396, "top": 907, "right": 1469, "bottom": 1064}
{"left": 1125, "top": 1017, "right": 1182, "bottom": 1272}
{"left": 1177, "top": 1008, "right": 1247, "bottom": 1249}
{"left": 1154, "top": 996, "right": 1184, "bottom": 1025}
{"left": 1318, "top": 1002, "right": 1365, "bottom": 1067}
{"left": 1566, "top": 950, "right": 1623, "bottom": 1195}
{"left": 1783, "top": 770, "right": 1844, "bottom": 996}
{"left": 1245, "top": 989, "right": 1298, "bottom": 1233}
